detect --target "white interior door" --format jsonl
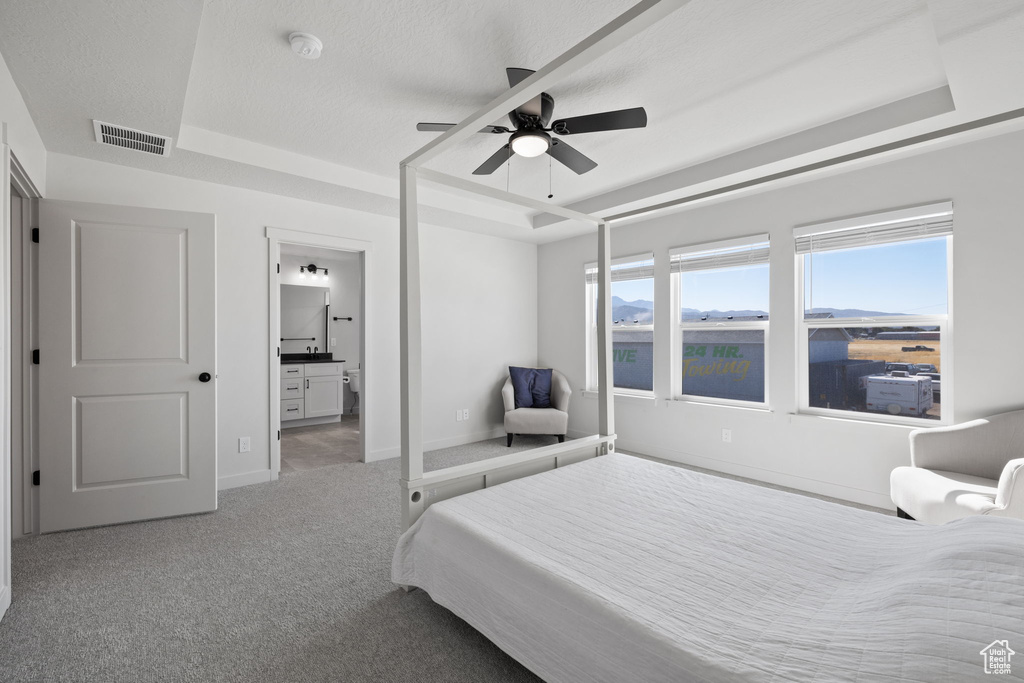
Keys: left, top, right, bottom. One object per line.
{"left": 38, "top": 200, "right": 216, "bottom": 532}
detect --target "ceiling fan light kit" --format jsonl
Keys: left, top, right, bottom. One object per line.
{"left": 289, "top": 32, "right": 323, "bottom": 60}
{"left": 510, "top": 130, "right": 551, "bottom": 157}
{"left": 417, "top": 67, "right": 648, "bottom": 177}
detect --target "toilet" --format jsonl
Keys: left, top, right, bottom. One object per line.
{"left": 345, "top": 368, "right": 360, "bottom": 394}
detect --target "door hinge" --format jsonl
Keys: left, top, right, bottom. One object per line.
{"left": 31, "top": 227, "right": 39, "bottom": 243}
{"left": 277, "top": 263, "right": 280, "bottom": 274}
{"left": 277, "top": 430, "right": 281, "bottom": 441}
{"left": 32, "top": 349, "right": 40, "bottom": 365}
{"left": 277, "top": 347, "right": 280, "bottom": 358}
{"left": 32, "top": 470, "right": 39, "bottom": 486}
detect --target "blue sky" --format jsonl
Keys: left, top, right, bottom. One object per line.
{"left": 611, "top": 237, "right": 948, "bottom": 315}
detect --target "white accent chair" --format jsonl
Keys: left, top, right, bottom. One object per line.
{"left": 890, "top": 409, "right": 1024, "bottom": 524}
{"left": 502, "top": 370, "right": 571, "bottom": 447}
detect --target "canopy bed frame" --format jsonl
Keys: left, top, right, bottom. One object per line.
{"left": 397, "top": 0, "right": 690, "bottom": 531}
{"left": 394, "top": 2, "right": 1024, "bottom": 681}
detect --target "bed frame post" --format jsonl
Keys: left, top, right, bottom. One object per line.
{"left": 400, "top": 164, "right": 424, "bottom": 529}
{"left": 393, "top": 2, "right": 692, "bottom": 532}
{"left": 596, "top": 221, "right": 615, "bottom": 440}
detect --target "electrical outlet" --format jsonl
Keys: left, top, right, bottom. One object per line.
{"left": 330, "top": 337, "right": 337, "bottom": 347}
{"left": 462, "top": 408, "right": 469, "bottom": 421}
{"left": 721, "top": 428, "right": 732, "bottom": 443}
{"left": 456, "top": 409, "right": 462, "bottom": 422}
{"left": 239, "top": 436, "right": 251, "bottom": 453}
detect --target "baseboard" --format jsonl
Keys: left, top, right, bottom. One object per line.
{"left": 424, "top": 427, "right": 506, "bottom": 452}
{"left": 282, "top": 414, "right": 340, "bottom": 429}
{"left": 0, "top": 585, "right": 10, "bottom": 622}
{"left": 365, "top": 427, "right": 507, "bottom": 463}
{"left": 365, "top": 446, "right": 398, "bottom": 463}
{"left": 217, "top": 469, "right": 273, "bottom": 491}
{"left": 610, "top": 436, "right": 894, "bottom": 510}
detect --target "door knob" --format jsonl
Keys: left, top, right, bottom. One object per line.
{"left": 199, "top": 372, "right": 212, "bottom": 383}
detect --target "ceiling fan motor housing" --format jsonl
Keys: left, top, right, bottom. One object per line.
{"left": 509, "top": 92, "right": 555, "bottom": 129}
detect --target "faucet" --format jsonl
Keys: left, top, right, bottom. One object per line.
{"left": 306, "top": 346, "right": 311, "bottom": 354}
{"left": 314, "top": 346, "right": 319, "bottom": 354}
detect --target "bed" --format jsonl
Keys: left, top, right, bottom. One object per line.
{"left": 393, "top": 453, "right": 1024, "bottom": 682}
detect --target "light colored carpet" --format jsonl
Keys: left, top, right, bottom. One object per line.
{"left": 0, "top": 436, "right": 883, "bottom": 682}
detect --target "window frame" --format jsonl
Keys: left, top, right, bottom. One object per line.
{"left": 585, "top": 252, "right": 655, "bottom": 395}
{"left": 794, "top": 203, "right": 953, "bottom": 426}
{"left": 670, "top": 235, "right": 770, "bottom": 409}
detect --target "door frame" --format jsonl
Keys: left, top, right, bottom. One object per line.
{"left": 8, "top": 152, "right": 40, "bottom": 540}
{"left": 2, "top": 149, "right": 40, "bottom": 618}
{"left": 266, "top": 227, "right": 371, "bottom": 475}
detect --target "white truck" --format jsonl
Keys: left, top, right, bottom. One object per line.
{"left": 864, "top": 374, "right": 934, "bottom": 416}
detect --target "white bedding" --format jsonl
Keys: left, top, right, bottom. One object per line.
{"left": 393, "top": 453, "right": 1024, "bottom": 682}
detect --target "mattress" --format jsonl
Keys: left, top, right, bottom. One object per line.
{"left": 392, "top": 453, "right": 1024, "bottom": 682}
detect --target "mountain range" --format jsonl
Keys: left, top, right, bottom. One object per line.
{"left": 610, "top": 297, "right": 903, "bottom": 323}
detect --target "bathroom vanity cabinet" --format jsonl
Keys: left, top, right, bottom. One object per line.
{"left": 281, "top": 362, "right": 344, "bottom": 423}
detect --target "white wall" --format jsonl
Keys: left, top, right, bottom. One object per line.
{"left": 539, "top": 129, "right": 1024, "bottom": 509}
{"left": 420, "top": 224, "right": 538, "bottom": 450}
{"left": 45, "top": 152, "right": 537, "bottom": 483}
{"left": 0, "top": 52, "right": 45, "bottom": 193}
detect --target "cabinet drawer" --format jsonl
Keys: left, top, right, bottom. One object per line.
{"left": 305, "top": 363, "right": 342, "bottom": 377}
{"left": 280, "top": 364, "right": 304, "bottom": 379}
{"left": 281, "top": 379, "right": 303, "bottom": 399}
{"left": 281, "top": 399, "right": 304, "bottom": 421}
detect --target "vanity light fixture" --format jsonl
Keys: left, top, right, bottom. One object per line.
{"left": 301, "top": 263, "right": 329, "bottom": 281}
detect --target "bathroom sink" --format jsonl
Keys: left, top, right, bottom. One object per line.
{"left": 282, "top": 352, "right": 334, "bottom": 363}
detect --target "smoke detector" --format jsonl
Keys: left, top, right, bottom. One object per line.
{"left": 289, "top": 32, "right": 323, "bottom": 60}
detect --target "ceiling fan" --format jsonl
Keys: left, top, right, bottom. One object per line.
{"left": 416, "top": 67, "right": 647, "bottom": 176}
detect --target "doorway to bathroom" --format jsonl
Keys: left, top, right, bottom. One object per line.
{"left": 267, "top": 228, "right": 369, "bottom": 475}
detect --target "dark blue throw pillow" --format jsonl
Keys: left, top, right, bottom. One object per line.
{"left": 509, "top": 366, "right": 553, "bottom": 409}
{"left": 532, "top": 368, "right": 552, "bottom": 408}
{"left": 509, "top": 366, "right": 534, "bottom": 409}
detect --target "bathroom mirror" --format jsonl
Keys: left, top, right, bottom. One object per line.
{"left": 281, "top": 284, "right": 330, "bottom": 353}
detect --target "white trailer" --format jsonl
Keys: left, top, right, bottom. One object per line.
{"left": 864, "top": 374, "right": 933, "bottom": 416}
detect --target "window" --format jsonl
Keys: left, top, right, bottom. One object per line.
{"left": 671, "top": 236, "right": 770, "bottom": 405}
{"left": 796, "top": 202, "right": 952, "bottom": 423}
{"left": 585, "top": 254, "right": 654, "bottom": 393}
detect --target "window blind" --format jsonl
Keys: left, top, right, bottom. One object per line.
{"left": 795, "top": 216, "right": 952, "bottom": 254}
{"left": 584, "top": 257, "right": 654, "bottom": 284}
{"left": 670, "top": 241, "right": 769, "bottom": 273}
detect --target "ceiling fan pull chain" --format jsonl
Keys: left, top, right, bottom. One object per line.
{"left": 548, "top": 153, "right": 554, "bottom": 199}
{"left": 506, "top": 145, "right": 512, "bottom": 193}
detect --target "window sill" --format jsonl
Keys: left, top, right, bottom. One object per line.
{"left": 789, "top": 410, "right": 941, "bottom": 429}
{"left": 666, "top": 398, "right": 772, "bottom": 414}
{"left": 581, "top": 390, "right": 657, "bottom": 407}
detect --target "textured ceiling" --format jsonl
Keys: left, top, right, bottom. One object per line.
{"left": 181, "top": 0, "right": 946, "bottom": 202}
{"left": 2, "top": 1, "right": 1024, "bottom": 243}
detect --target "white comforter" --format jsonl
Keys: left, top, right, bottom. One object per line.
{"left": 393, "top": 453, "right": 1024, "bottom": 682}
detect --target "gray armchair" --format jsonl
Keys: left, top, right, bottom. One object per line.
{"left": 502, "top": 369, "right": 571, "bottom": 447}
{"left": 890, "top": 409, "right": 1024, "bottom": 524}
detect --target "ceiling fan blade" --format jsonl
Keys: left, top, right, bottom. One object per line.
{"left": 506, "top": 67, "right": 543, "bottom": 125}
{"left": 547, "top": 139, "right": 597, "bottom": 175}
{"left": 416, "top": 122, "right": 455, "bottom": 132}
{"left": 506, "top": 68, "right": 534, "bottom": 88}
{"left": 417, "top": 122, "right": 510, "bottom": 134}
{"left": 551, "top": 107, "right": 647, "bottom": 135}
{"left": 472, "top": 145, "right": 512, "bottom": 175}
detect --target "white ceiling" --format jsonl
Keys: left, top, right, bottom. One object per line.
{"left": 2, "top": 0, "right": 1024, "bottom": 243}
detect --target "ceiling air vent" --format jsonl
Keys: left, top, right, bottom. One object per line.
{"left": 93, "top": 120, "right": 172, "bottom": 157}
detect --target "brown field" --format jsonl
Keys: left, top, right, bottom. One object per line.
{"left": 847, "top": 340, "right": 941, "bottom": 372}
